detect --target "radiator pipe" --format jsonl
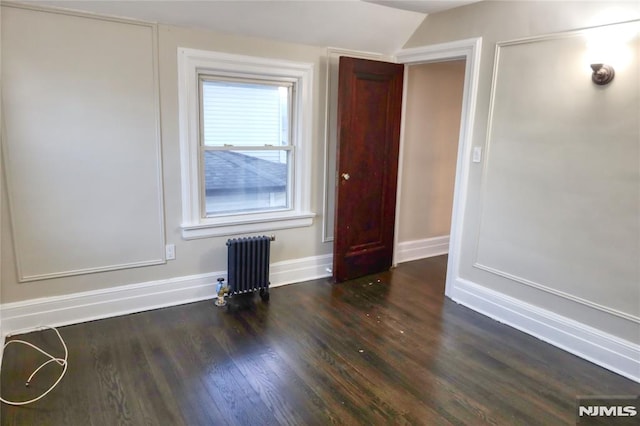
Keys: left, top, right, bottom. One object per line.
{"left": 215, "top": 277, "right": 228, "bottom": 307}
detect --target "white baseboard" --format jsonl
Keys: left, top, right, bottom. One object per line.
{"left": 396, "top": 235, "right": 449, "bottom": 264}
{"left": 1, "top": 254, "right": 332, "bottom": 337}
{"left": 270, "top": 254, "right": 332, "bottom": 286}
{"left": 450, "top": 277, "right": 640, "bottom": 383}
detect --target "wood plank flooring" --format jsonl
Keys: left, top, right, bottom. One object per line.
{"left": 2, "top": 256, "right": 639, "bottom": 425}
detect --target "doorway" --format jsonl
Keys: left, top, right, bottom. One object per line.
{"left": 329, "top": 39, "right": 483, "bottom": 293}
{"left": 393, "top": 38, "right": 483, "bottom": 297}
{"left": 394, "top": 60, "right": 466, "bottom": 266}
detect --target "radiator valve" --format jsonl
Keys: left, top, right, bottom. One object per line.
{"left": 215, "top": 277, "right": 229, "bottom": 307}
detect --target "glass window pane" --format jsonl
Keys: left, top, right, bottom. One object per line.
{"left": 203, "top": 150, "right": 289, "bottom": 215}
{"left": 201, "top": 80, "right": 290, "bottom": 147}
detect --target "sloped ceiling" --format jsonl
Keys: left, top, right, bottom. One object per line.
{"left": 25, "top": 0, "right": 433, "bottom": 54}
{"left": 365, "top": 0, "right": 479, "bottom": 14}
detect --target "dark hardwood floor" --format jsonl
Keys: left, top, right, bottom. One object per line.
{"left": 2, "top": 255, "right": 638, "bottom": 425}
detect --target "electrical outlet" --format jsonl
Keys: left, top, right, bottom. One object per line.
{"left": 166, "top": 244, "right": 176, "bottom": 260}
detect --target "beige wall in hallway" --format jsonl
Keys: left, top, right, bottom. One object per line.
{"left": 398, "top": 60, "right": 464, "bottom": 242}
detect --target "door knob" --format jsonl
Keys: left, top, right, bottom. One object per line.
{"left": 341, "top": 173, "right": 350, "bottom": 181}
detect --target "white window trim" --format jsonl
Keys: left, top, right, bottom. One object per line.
{"left": 177, "top": 47, "right": 315, "bottom": 239}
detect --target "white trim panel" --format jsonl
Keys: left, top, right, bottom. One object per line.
{"left": 1, "top": 254, "right": 332, "bottom": 337}
{"left": 395, "top": 38, "right": 483, "bottom": 64}
{"left": 396, "top": 236, "right": 450, "bottom": 264}
{"left": 270, "top": 254, "right": 332, "bottom": 286}
{"left": 451, "top": 277, "right": 640, "bottom": 383}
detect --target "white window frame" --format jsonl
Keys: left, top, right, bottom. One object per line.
{"left": 177, "top": 48, "right": 315, "bottom": 239}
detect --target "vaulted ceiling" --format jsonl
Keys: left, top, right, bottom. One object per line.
{"left": 29, "top": 1, "right": 478, "bottom": 54}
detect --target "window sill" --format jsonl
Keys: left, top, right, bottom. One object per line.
{"left": 181, "top": 211, "right": 315, "bottom": 240}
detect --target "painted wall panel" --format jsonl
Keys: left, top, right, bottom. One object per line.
{"left": 477, "top": 28, "right": 639, "bottom": 318}
{"left": 2, "top": 6, "right": 164, "bottom": 281}
{"left": 405, "top": 1, "right": 640, "bottom": 343}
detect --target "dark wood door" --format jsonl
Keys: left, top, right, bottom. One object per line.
{"left": 333, "top": 57, "right": 404, "bottom": 282}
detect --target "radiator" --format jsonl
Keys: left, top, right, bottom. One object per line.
{"left": 226, "top": 235, "right": 273, "bottom": 302}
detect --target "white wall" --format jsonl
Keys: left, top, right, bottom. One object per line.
{"left": 405, "top": 1, "right": 640, "bottom": 350}
{"left": 0, "top": 4, "right": 332, "bottom": 306}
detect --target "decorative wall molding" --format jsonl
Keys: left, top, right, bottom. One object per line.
{"left": 396, "top": 236, "right": 449, "bottom": 264}
{"left": 3, "top": 3, "right": 166, "bottom": 282}
{"left": 470, "top": 19, "right": 640, "bottom": 327}
{"left": 1, "top": 254, "right": 332, "bottom": 337}
{"left": 474, "top": 262, "right": 640, "bottom": 324}
{"left": 450, "top": 277, "right": 640, "bottom": 383}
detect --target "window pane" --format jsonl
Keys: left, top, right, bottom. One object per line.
{"left": 204, "top": 150, "right": 289, "bottom": 215}
{"left": 201, "top": 80, "right": 290, "bottom": 147}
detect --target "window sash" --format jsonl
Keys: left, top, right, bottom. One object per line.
{"left": 198, "top": 75, "right": 294, "bottom": 149}
{"left": 197, "top": 76, "right": 296, "bottom": 219}
{"left": 200, "top": 149, "right": 293, "bottom": 217}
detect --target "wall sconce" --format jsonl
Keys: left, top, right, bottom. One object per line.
{"left": 590, "top": 63, "right": 615, "bottom": 85}
{"left": 585, "top": 20, "right": 639, "bottom": 86}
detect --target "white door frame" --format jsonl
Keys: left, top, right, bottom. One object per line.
{"left": 392, "top": 37, "right": 482, "bottom": 298}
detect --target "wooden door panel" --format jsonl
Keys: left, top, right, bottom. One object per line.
{"left": 333, "top": 57, "right": 404, "bottom": 282}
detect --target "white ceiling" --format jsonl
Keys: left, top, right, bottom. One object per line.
{"left": 25, "top": 1, "right": 476, "bottom": 55}
{"left": 365, "top": 0, "right": 479, "bottom": 15}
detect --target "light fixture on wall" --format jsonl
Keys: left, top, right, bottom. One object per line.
{"left": 585, "top": 20, "right": 639, "bottom": 86}
{"left": 590, "top": 63, "right": 615, "bottom": 85}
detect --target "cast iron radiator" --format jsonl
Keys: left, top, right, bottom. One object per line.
{"left": 226, "top": 235, "right": 272, "bottom": 302}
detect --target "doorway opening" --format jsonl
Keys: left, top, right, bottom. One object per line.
{"left": 394, "top": 60, "right": 466, "bottom": 270}
{"left": 393, "top": 38, "right": 483, "bottom": 297}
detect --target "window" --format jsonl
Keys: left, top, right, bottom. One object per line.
{"left": 200, "top": 78, "right": 291, "bottom": 216}
{"left": 178, "top": 48, "right": 315, "bottom": 239}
